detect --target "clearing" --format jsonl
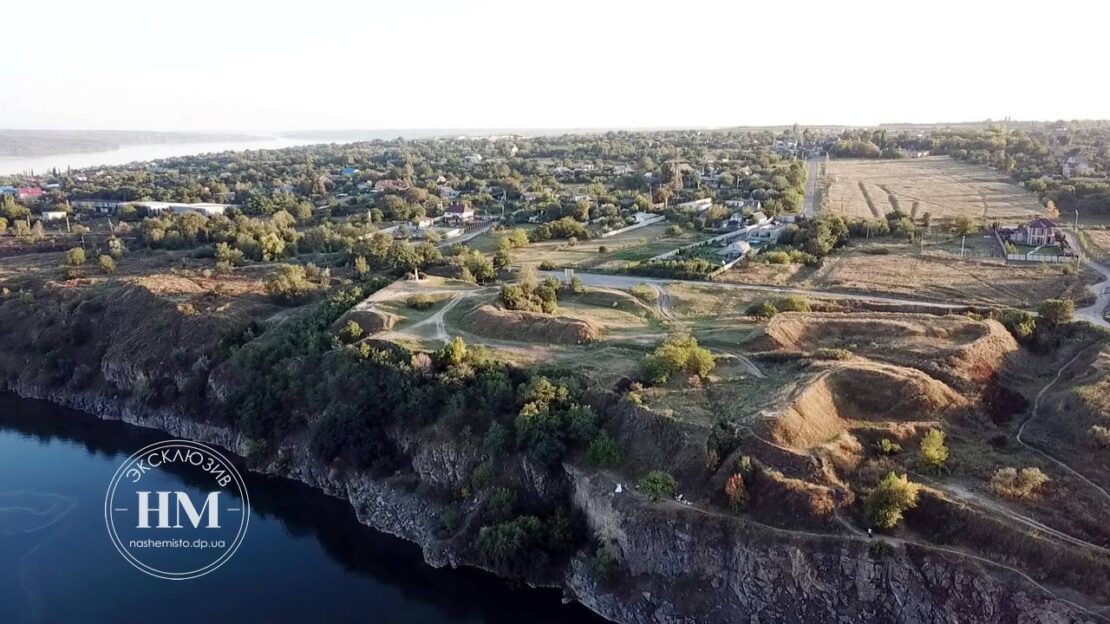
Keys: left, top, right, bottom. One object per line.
{"left": 824, "top": 157, "right": 1049, "bottom": 223}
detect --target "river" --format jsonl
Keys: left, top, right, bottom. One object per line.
{"left": 0, "top": 394, "right": 604, "bottom": 624}
{"left": 0, "top": 138, "right": 332, "bottom": 177}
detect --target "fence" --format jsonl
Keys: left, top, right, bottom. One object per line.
{"left": 599, "top": 215, "right": 666, "bottom": 238}
{"left": 1004, "top": 253, "right": 1075, "bottom": 264}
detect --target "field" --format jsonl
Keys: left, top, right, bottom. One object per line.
{"left": 719, "top": 242, "right": 1097, "bottom": 307}
{"left": 511, "top": 224, "right": 714, "bottom": 271}
{"left": 824, "top": 157, "right": 1049, "bottom": 223}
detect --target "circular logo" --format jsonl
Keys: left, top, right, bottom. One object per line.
{"left": 104, "top": 439, "right": 249, "bottom": 580}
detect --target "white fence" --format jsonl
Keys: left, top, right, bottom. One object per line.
{"left": 599, "top": 215, "right": 666, "bottom": 238}
{"left": 1005, "top": 253, "right": 1075, "bottom": 264}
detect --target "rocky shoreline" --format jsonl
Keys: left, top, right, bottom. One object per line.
{"left": 3, "top": 379, "right": 1098, "bottom": 624}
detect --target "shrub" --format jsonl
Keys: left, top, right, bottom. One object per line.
{"left": 746, "top": 300, "right": 778, "bottom": 319}
{"left": 762, "top": 250, "right": 791, "bottom": 264}
{"left": 1038, "top": 299, "right": 1075, "bottom": 326}
{"left": 994, "top": 308, "right": 1036, "bottom": 339}
{"left": 407, "top": 294, "right": 435, "bottom": 310}
{"left": 724, "top": 473, "right": 749, "bottom": 511}
{"left": 776, "top": 295, "right": 810, "bottom": 312}
{"left": 592, "top": 546, "right": 617, "bottom": 582}
{"left": 919, "top": 428, "right": 948, "bottom": 470}
{"left": 340, "top": 320, "right": 363, "bottom": 343}
{"left": 98, "top": 255, "right": 117, "bottom": 274}
{"left": 1091, "top": 425, "right": 1110, "bottom": 448}
{"left": 813, "top": 347, "right": 852, "bottom": 360}
{"left": 598, "top": 245, "right": 609, "bottom": 254}
{"left": 876, "top": 438, "right": 902, "bottom": 455}
{"left": 641, "top": 333, "right": 715, "bottom": 384}
{"left": 638, "top": 470, "right": 677, "bottom": 501}
{"left": 264, "top": 264, "right": 324, "bottom": 304}
{"left": 989, "top": 466, "right": 1049, "bottom": 499}
{"left": 865, "top": 472, "right": 919, "bottom": 529}
{"left": 66, "top": 247, "right": 86, "bottom": 266}
{"left": 566, "top": 276, "right": 586, "bottom": 294}
{"left": 500, "top": 277, "right": 559, "bottom": 313}
{"left": 587, "top": 430, "right": 623, "bottom": 467}
{"left": 629, "top": 284, "right": 658, "bottom": 303}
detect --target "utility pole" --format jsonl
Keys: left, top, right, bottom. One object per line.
{"left": 960, "top": 235, "right": 966, "bottom": 257}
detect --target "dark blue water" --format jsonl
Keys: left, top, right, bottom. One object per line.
{"left": 0, "top": 395, "right": 604, "bottom": 624}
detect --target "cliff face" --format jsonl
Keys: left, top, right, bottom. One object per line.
{"left": 0, "top": 288, "right": 1098, "bottom": 623}
{"left": 565, "top": 468, "right": 1094, "bottom": 624}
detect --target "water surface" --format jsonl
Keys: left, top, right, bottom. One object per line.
{"left": 0, "top": 394, "right": 603, "bottom": 624}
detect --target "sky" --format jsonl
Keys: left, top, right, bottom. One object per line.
{"left": 4, "top": 0, "right": 1107, "bottom": 132}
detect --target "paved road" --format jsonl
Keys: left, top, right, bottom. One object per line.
{"left": 545, "top": 270, "right": 966, "bottom": 311}
{"left": 802, "top": 156, "right": 822, "bottom": 217}
{"left": 1063, "top": 230, "right": 1110, "bottom": 328}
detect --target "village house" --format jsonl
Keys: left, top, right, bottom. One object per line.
{"left": 135, "top": 201, "right": 230, "bottom": 217}
{"left": 41, "top": 210, "right": 69, "bottom": 222}
{"left": 412, "top": 216, "right": 437, "bottom": 228}
{"left": 1002, "top": 217, "right": 1060, "bottom": 247}
{"left": 445, "top": 201, "right": 475, "bottom": 224}
{"left": 717, "top": 240, "right": 752, "bottom": 261}
{"left": 72, "top": 199, "right": 125, "bottom": 213}
{"left": 1063, "top": 156, "right": 1094, "bottom": 178}
{"left": 676, "top": 198, "right": 712, "bottom": 212}
{"left": 373, "top": 179, "right": 410, "bottom": 193}
{"left": 16, "top": 187, "right": 44, "bottom": 201}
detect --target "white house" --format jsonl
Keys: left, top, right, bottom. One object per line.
{"left": 135, "top": 201, "right": 230, "bottom": 217}
{"left": 41, "top": 211, "right": 69, "bottom": 222}
{"left": 717, "top": 240, "right": 752, "bottom": 261}
{"left": 676, "top": 198, "right": 712, "bottom": 212}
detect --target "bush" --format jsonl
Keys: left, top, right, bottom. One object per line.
{"left": 597, "top": 245, "right": 609, "bottom": 254}
{"left": 1038, "top": 299, "right": 1075, "bottom": 326}
{"left": 746, "top": 300, "right": 778, "bottom": 319}
{"left": 776, "top": 295, "right": 810, "bottom": 312}
{"left": 340, "top": 320, "right": 363, "bottom": 343}
{"left": 587, "top": 430, "right": 623, "bottom": 467}
{"left": 994, "top": 308, "right": 1036, "bottom": 340}
{"left": 264, "top": 264, "right": 324, "bottom": 304}
{"left": 876, "top": 438, "right": 902, "bottom": 455}
{"left": 566, "top": 276, "right": 585, "bottom": 294}
{"left": 98, "top": 255, "right": 117, "bottom": 275}
{"left": 66, "top": 247, "right": 86, "bottom": 266}
{"left": 629, "top": 283, "right": 658, "bottom": 303}
{"left": 865, "top": 472, "right": 919, "bottom": 529}
{"left": 642, "top": 333, "right": 715, "bottom": 384}
{"left": 638, "top": 470, "right": 677, "bottom": 501}
{"left": 724, "top": 473, "right": 749, "bottom": 511}
{"left": 407, "top": 294, "right": 436, "bottom": 310}
{"left": 592, "top": 546, "right": 617, "bottom": 582}
{"left": 989, "top": 466, "right": 1049, "bottom": 499}
{"left": 919, "top": 428, "right": 948, "bottom": 470}
{"left": 762, "top": 250, "right": 791, "bottom": 264}
{"left": 813, "top": 347, "right": 852, "bottom": 360}
{"left": 1091, "top": 425, "right": 1110, "bottom": 448}
{"left": 500, "top": 277, "right": 559, "bottom": 313}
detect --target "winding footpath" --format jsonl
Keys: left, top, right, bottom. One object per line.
{"left": 1016, "top": 344, "right": 1110, "bottom": 505}
{"left": 1063, "top": 230, "right": 1110, "bottom": 329}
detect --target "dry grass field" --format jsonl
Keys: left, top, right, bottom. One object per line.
{"left": 719, "top": 244, "right": 1097, "bottom": 307}
{"left": 824, "top": 157, "right": 1049, "bottom": 223}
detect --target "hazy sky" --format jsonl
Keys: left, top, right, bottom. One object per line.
{"left": 5, "top": 0, "right": 1106, "bottom": 132}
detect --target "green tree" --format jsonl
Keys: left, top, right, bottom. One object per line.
{"left": 66, "top": 247, "right": 86, "bottom": 266}
{"left": 638, "top": 470, "right": 677, "bottom": 502}
{"left": 439, "top": 336, "right": 468, "bottom": 366}
{"left": 865, "top": 472, "right": 919, "bottom": 529}
{"left": 919, "top": 428, "right": 949, "bottom": 470}
{"left": 1038, "top": 299, "right": 1075, "bottom": 327}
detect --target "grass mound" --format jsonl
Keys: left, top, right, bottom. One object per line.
{"left": 757, "top": 312, "right": 1017, "bottom": 389}
{"left": 770, "top": 363, "right": 966, "bottom": 450}
{"left": 459, "top": 304, "right": 601, "bottom": 344}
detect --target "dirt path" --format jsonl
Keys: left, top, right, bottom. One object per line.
{"left": 407, "top": 293, "right": 469, "bottom": 342}
{"left": 1016, "top": 344, "right": 1110, "bottom": 505}
{"left": 548, "top": 271, "right": 967, "bottom": 312}
{"left": 1063, "top": 230, "right": 1110, "bottom": 328}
